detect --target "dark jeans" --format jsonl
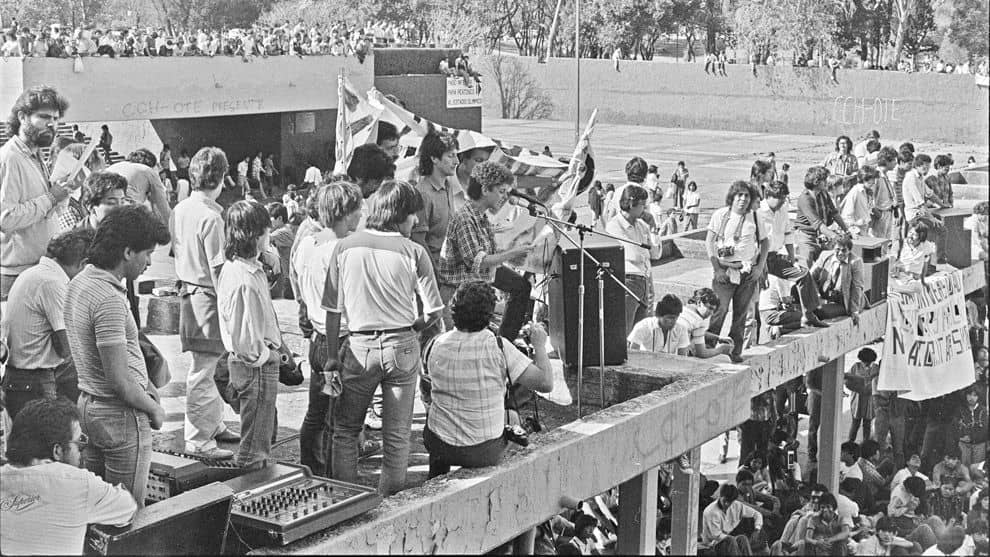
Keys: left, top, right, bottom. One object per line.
{"left": 494, "top": 266, "right": 532, "bottom": 342}
{"left": 739, "top": 419, "right": 773, "bottom": 459}
{"left": 299, "top": 333, "right": 340, "bottom": 477}
{"left": 1, "top": 362, "right": 78, "bottom": 419}
{"left": 849, "top": 417, "right": 872, "bottom": 443}
{"left": 761, "top": 308, "right": 802, "bottom": 335}
{"left": 78, "top": 393, "right": 152, "bottom": 507}
{"left": 422, "top": 425, "right": 506, "bottom": 479}
{"left": 766, "top": 252, "right": 821, "bottom": 316}
{"left": 873, "top": 404, "right": 905, "bottom": 467}
{"left": 709, "top": 271, "right": 761, "bottom": 358}
{"left": 795, "top": 231, "right": 823, "bottom": 270}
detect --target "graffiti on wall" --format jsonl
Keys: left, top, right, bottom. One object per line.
{"left": 832, "top": 96, "right": 902, "bottom": 126}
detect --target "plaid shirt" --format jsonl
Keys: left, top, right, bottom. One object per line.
{"left": 823, "top": 152, "right": 859, "bottom": 177}
{"left": 438, "top": 202, "right": 496, "bottom": 285}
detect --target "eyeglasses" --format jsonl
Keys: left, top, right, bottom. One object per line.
{"left": 68, "top": 432, "right": 89, "bottom": 450}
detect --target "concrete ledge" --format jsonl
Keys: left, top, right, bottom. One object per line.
{"left": 260, "top": 358, "right": 750, "bottom": 555}
{"left": 743, "top": 262, "right": 985, "bottom": 395}
{"left": 145, "top": 295, "right": 180, "bottom": 335}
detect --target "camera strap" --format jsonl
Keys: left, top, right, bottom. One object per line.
{"left": 716, "top": 209, "right": 753, "bottom": 246}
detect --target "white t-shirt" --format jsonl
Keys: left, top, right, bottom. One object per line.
{"left": 890, "top": 468, "right": 929, "bottom": 491}
{"left": 707, "top": 207, "right": 768, "bottom": 265}
{"left": 835, "top": 492, "right": 860, "bottom": 528}
{"left": 683, "top": 191, "right": 701, "bottom": 214}
{"left": 677, "top": 305, "right": 710, "bottom": 351}
{"left": 628, "top": 318, "right": 690, "bottom": 354}
{"left": 304, "top": 166, "right": 322, "bottom": 184}
{"left": 839, "top": 461, "right": 864, "bottom": 482}
{"left": 0, "top": 462, "right": 137, "bottom": 555}
{"left": 293, "top": 230, "right": 348, "bottom": 337}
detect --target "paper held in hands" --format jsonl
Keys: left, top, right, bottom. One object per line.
{"left": 50, "top": 139, "right": 99, "bottom": 187}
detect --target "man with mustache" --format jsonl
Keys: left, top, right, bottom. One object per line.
{"left": 0, "top": 86, "right": 73, "bottom": 301}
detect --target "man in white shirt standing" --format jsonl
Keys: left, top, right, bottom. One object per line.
{"left": 170, "top": 147, "right": 239, "bottom": 459}
{"left": 0, "top": 398, "right": 137, "bottom": 555}
{"left": 1, "top": 228, "right": 93, "bottom": 419}
{"left": 902, "top": 154, "right": 934, "bottom": 222}
{"left": 293, "top": 181, "right": 363, "bottom": 476}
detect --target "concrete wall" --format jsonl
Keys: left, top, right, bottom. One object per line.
{"left": 279, "top": 109, "right": 336, "bottom": 184}
{"left": 14, "top": 55, "right": 374, "bottom": 123}
{"left": 482, "top": 57, "right": 990, "bottom": 144}
{"left": 375, "top": 75, "right": 482, "bottom": 132}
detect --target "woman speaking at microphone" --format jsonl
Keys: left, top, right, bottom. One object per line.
{"left": 438, "top": 162, "right": 535, "bottom": 342}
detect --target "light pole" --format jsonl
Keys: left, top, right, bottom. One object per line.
{"left": 574, "top": 0, "right": 581, "bottom": 142}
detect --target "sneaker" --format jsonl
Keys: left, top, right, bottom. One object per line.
{"left": 364, "top": 408, "right": 382, "bottom": 430}
{"left": 359, "top": 438, "right": 381, "bottom": 457}
{"left": 185, "top": 446, "right": 234, "bottom": 460}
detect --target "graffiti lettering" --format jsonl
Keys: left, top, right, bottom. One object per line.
{"left": 120, "top": 98, "right": 263, "bottom": 118}
{"left": 832, "top": 96, "right": 902, "bottom": 126}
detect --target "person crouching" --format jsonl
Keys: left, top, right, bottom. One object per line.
{"left": 216, "top": 201, "right": 288, "bottom": 470}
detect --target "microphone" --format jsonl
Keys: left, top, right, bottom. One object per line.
{"left": 508, "top": 189, "right": 547, "bottom": 208}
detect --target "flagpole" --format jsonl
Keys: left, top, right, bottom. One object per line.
{"left": 574, "top": 0, "right": 581, "bottom": 143}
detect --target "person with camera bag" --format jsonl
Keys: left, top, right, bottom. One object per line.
{"left": 216, "top": 200, "right": 292, "bottom": 471}
{"left": 706, "top": 181, "right": 770, "bottom": 363}
{"left": 419, "top": 281, "right": 552, "bottom": 479}
{"left": 794, "top": 166, "right": 852, "bottom": 269}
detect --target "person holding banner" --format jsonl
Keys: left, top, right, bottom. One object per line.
{"left": 438, "top": 162, "right": 534, "bottom": 341}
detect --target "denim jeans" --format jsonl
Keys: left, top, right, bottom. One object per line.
{"left": 708, "top": 272, "right": 761, "bottom": 358}
{"left": 623, "top": 274, "right": 653, "bottom": 336}
{"left": 1, "top": 366, "right": 57, "bottom": 420}
{"left": 873, "top": 404, "right": 905, "bottom": 467}
{"left": 299, "top": 332, "right": 335, "bottom": 476}
{"left": 332, "top": 330, "right": 419, "bottom": 496}
{"left": 228, "top": 358, "right": 279, "bottom": 470}
{"left": 78, "top": 393, "right": 152, "bottom": 507}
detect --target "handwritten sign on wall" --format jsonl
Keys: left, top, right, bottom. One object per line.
{"left": 120, "top": 98, "right": 265, "bottom": 119}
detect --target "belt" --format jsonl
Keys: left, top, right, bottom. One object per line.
{"left": 81, "top": 392, "right": 130, "bottom": 406}
{"left": 3, "top": 365, "right": 58, "bottom": 376}
{"left": 351, "top": 326, "right": 413, "bottom": 336}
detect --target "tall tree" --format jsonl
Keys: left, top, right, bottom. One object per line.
{"left": 946, "top": 0, "right": 989, "bottom": 60}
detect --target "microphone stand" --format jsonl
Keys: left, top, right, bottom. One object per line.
{"left": 522, "top": 203, "right": 649, "bottom": 417}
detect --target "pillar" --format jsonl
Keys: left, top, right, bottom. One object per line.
{"left": 617, "top": 468, "right": 658, "bottom": 555}
{"left": 817, "top": 355, "right": 845, "bottom": 493}
{"left": 670, "top": 446, "right": 702, "bottom": 555}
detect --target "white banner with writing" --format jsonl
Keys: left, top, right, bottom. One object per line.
{"left": 445, "top": 77, "right": 483, "bottom": 108}
{"left": 878, "top": 271, "right": 976, "bottom": 400}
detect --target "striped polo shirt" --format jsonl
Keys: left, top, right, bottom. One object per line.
{"left": 321, "top": 229, "right": 443, "bottom": 332}
{"left": 64, "top": 265, "right": 148, "bottom": 398}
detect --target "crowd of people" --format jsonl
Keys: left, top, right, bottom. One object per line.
{"left": 0, "top": 79, "right": 988, "bottom": 555}
{"left": 0, "top": 19, "right": 418, "bottom": 60}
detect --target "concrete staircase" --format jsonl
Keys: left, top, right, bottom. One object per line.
{"left": 0, "top": 123, "right": 126, "bottom": 166}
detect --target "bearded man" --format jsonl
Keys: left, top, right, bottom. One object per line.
{"left": 1, "top": 86, "right": 73, "bottom": 300}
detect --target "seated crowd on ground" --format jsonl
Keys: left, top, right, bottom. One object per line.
{"left": 0, "top": 80, "right": 987, "bottom": 555}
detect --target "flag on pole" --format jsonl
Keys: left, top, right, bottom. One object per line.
{"left": 553, "top": 108, "right": 597, "bottom": 205}
{"left": 333, "top": 75, "right": 380, "bottom": 176}
{"left": 369, "top": 88, "right": 568, "bottom": 180}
